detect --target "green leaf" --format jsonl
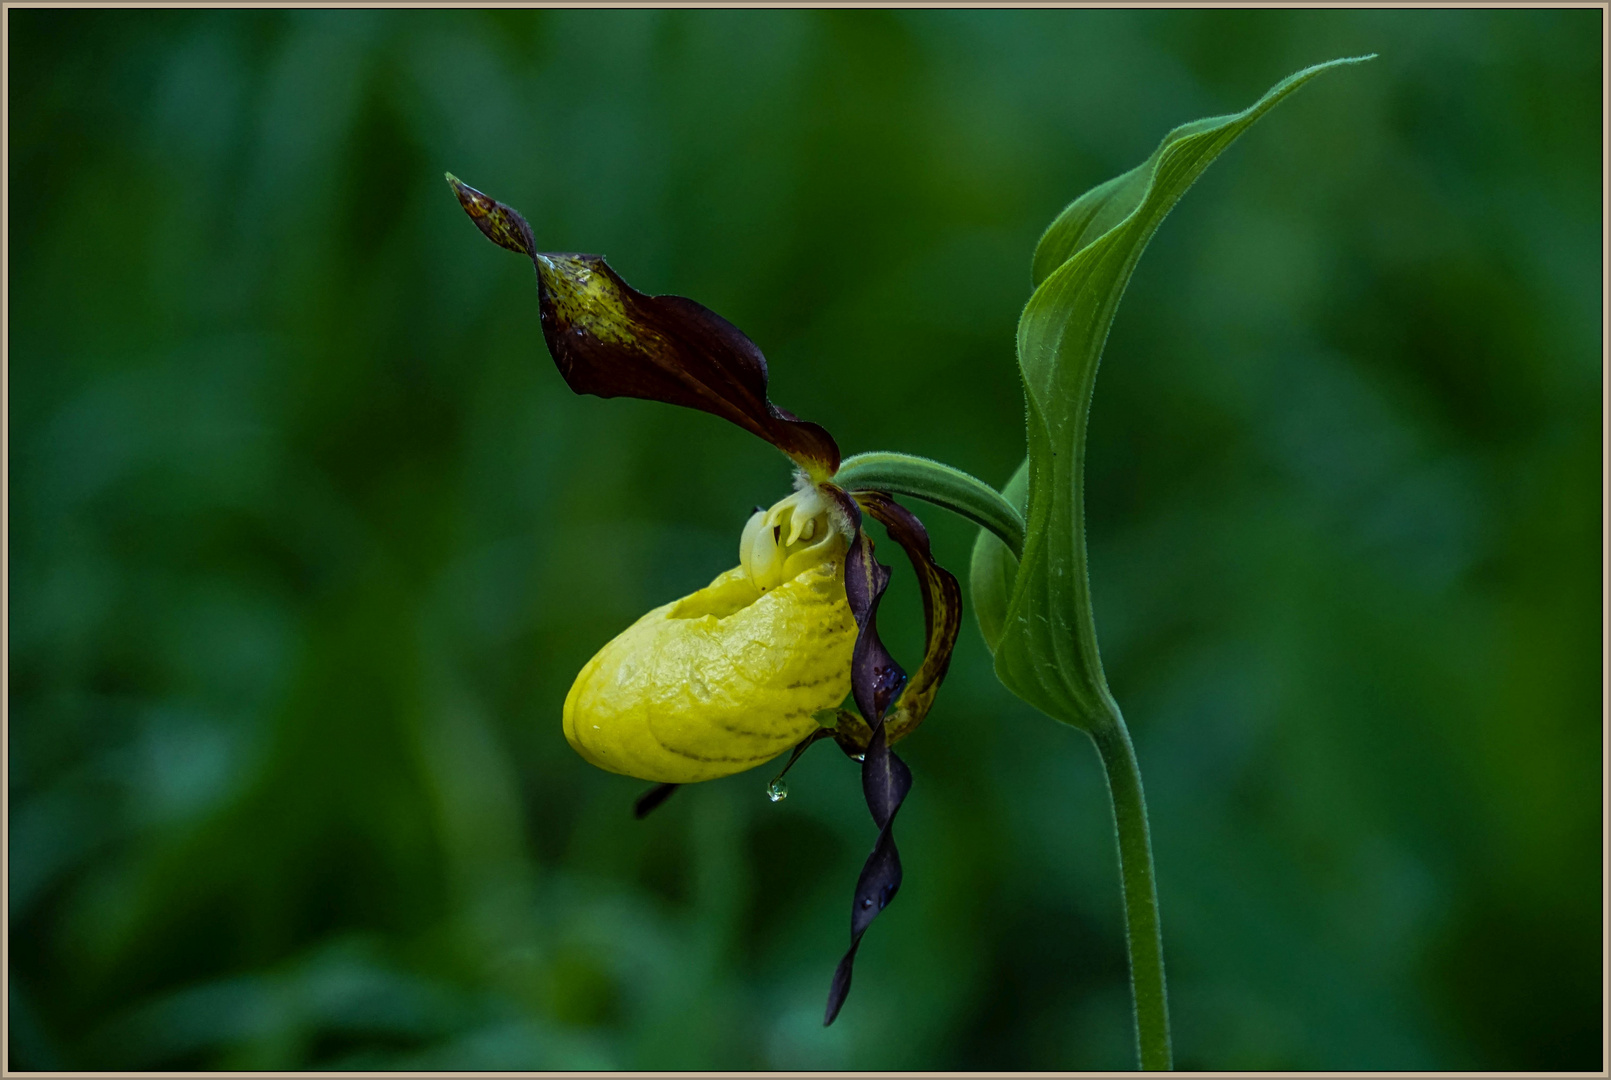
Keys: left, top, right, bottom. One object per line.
{"left": 992, "top": 56, "right": 1374, "bottom": 729}
{"left": 968, "top": 459, "right": 1027, "bottom": 653}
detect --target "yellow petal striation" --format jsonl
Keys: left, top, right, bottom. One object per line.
{"left": 563, "top": 489, "right": 855, "bottom": 783}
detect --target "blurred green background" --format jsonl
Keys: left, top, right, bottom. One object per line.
{"left": 8, "top": 8, "right": 1602, "bottom": 1071}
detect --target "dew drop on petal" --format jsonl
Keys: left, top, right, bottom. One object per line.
{"left": 766, "top": 777, "right": 789, "bottom": 803}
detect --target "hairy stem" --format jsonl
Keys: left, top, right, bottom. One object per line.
{"left": 834, "top": 451, "right": 1025, "bottom": 559}
{"left": 1089, "top": 707, "right": 1172, "bottom": 1071}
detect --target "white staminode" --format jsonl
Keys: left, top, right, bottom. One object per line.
{"left": 740, "top": 485, "right": 845, "bottom": 592}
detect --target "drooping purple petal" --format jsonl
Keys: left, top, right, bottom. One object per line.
{"left": 824, "top": 528, "right": 914, "bottom": 1027}
{"left": 849, "top": 789, "right": 904, "bottom": 936}
{"left": 824, "top": 723, "right": 913, "bottom": 1026}
{"left": 861, "top": 723, "right": 913, "bottom": 833}
{"left": 448, "top": 176, "right": 840, "bottom": 476}
{"left": 632, "top": 782, "right": 679, "bottom": 819}
{"left": 824, "top": 940, "right": 861, "bottom": 1027}
{"left": 823, "top": 802, "right": 903, "bottom": 1025}
{"left": 853, "top": 491, "right": 963, "bottom": 744}
{"left": 843, "top": 530, "right": 907, "bottom": 727}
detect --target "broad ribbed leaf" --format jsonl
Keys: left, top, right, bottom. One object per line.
{"left": 968, "top": 459, "right": 1027, "bottom": 653}
{"left": 994, "top": 57, "right": 1372, "bottom": 728}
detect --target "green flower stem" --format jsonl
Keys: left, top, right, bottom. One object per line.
{"left": 834, "top": 452, "right": 1026, "bottom": 559}
{"left": 1088, "top": 704, "right": 1172, "bottom": 1071}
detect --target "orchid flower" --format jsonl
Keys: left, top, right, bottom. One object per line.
{"left": 447, "top": 175, "right": 1005, "bottom": 1024}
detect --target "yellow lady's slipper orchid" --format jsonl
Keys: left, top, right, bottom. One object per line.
{"left": 449, "top": 174, "right": 961, "bottom": 1027}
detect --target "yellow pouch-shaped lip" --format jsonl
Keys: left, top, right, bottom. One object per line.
{"left": 563, "top": 558, "right": 856, "bottom": 783}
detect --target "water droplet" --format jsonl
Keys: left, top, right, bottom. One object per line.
{"left": 766, "top": 777, "right": 789, "bottom": 803}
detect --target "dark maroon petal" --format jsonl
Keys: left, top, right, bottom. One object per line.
{"left": 854, "top": 491, "right": 962, "bottom": 744}
{"left": 824, "top": 722, "right": 912, "bottom": 1027}
{"left": 849, "top": 785, "right": 905, "bottom": 936}
{"left": 844, "top": 530, "right": 908, "bottom": 727}
{"left": 823, "top": 940, "right": 862, "bottom": 1027}
{"left": 632, "top": 782, "right": 678, "bottom": 819}
{"left": 825, "top": 532, "right": 915, "bottom": 1027}
{"left": 448, "top": 176, "right": 840, "bottom": 476}
{"left": 861, "top": 722, "right": 913, "bottom": 833}
{"left": 825, "top": 823, "right": 901, "bottom": 1026}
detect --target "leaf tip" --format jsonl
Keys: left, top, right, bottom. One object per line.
{"left": 1311, "top": 53, "right": 1379, "bottom": 75}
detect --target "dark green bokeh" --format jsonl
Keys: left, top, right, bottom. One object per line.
{"left": 8, "top": 9, "right": 1600, "bottom": 1071}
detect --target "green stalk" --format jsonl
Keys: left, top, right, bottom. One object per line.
{"left": 1088, "top": 704, "right": 1172, "bottom": 1071}
{"left": 833, "top": 451, "right": 1026, "bottom": 559}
